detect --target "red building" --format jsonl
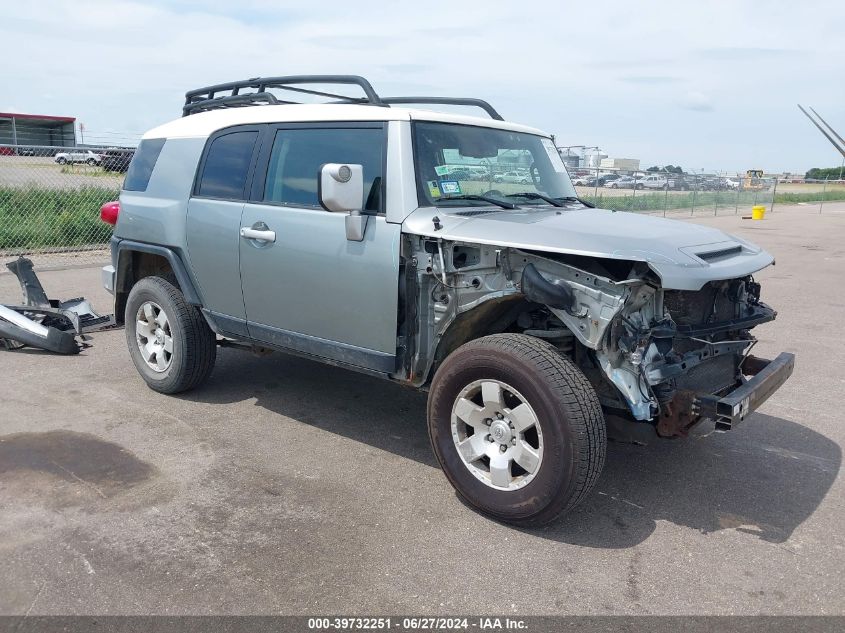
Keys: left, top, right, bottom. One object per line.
{"left": 0, "top": 112, "right": 77, "bottom": 154}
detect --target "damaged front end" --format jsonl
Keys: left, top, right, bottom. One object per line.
{"left": 401, "top": 235, "right": 793, "bottom": 437}
{"left": 597, "top": 276, "right": 793, "bottom": 436}
{"left": 0, "top": 257, "right": 113, "bottom": 354}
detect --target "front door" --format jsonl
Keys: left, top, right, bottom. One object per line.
{"left": 239, "top": 123, "right": 400, "bottom": 373}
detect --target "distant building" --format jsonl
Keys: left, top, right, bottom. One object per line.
{"left": 0, "top": 112, "right": 76, "bottom": 153}
{"left": 558, "top": 149, "right": 581, "bottom": 169}
{"left": 584, "top": 151, "right": 607, "bottom": 168}
{"left": 600, "top": 157, "right": 640, "bottom": 172}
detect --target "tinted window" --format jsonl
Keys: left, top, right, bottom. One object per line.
{"left": 197, "top": 131, "right": 258, "bottom": 199}
{"left": 123, "top": 138, "right": 166, "bottom": 192}
{"left": 263, "top": 127, "right": 384, "bottom": 211}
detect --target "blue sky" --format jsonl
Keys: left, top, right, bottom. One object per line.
{"left": 2, "top": 0, "right": 843, "bottom": 173}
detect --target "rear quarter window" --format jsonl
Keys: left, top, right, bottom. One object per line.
{"left": 195, "top": 130, "right": 258, "bottom": 200}
{"left": 123, "top": 138, "right": 166, "bottom": 192}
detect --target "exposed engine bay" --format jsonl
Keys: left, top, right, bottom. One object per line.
{"left": 398, "top": 236, "right": 778, "bottom": 437}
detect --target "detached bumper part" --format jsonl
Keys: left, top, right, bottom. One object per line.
{"left": 0, "top": 304, "right": 81, "bottom": 354}
{"left": 1, "top": 256, "right": 115, "bottom": 354}
{"left": 695, "top": 352, "right": 795, "bottom": 431}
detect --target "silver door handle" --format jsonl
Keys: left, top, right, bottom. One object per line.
{"left": 240, "top": 227, "right": 276, "bottom": 242}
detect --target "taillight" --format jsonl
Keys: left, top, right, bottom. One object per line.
{"left": 100, "top": 200, "right": 119, "bottom": 226}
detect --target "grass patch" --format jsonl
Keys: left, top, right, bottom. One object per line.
{"left": 582, "top": 188, "right": 845, "bottom": 212}
{"left": 0, "top": 185, "right": 117, "bottom": 250}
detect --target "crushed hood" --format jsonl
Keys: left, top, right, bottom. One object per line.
{"left": 401, "top": 205, "right": 774, "bottom": 290}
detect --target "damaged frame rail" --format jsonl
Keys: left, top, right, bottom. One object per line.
{"left": 0, "top": 257, "right": 115, "bottom": 355}
{"left": 694, "top": 352, "right": 796, "bottom": 431}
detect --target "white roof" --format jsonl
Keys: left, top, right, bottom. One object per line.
{"left": 143, "top": 103, "right": 549, "bottom": 140}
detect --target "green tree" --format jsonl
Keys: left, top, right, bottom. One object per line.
{"left": 805, "top": 166, "right": 844, "bottom": 180}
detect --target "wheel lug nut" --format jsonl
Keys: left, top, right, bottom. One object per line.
{"left": 496, "top": 413, "right": 504, "bottom": 420}
{"left": 499, "top": 444, "right": 507, "bottom": 453}
{"left": 486, "top": 434, "right": 493, "bottom": 442}
{"left": 484, "top": 418, "right": 492, "bottom": 426}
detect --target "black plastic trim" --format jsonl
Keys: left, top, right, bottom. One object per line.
{"left": 115, "top": 241, "right": 202, "bottom": 305}
{"left": 247, "top": 320, "right": 396, "bottom": 375}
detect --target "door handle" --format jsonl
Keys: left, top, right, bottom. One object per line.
{"left": 240, "top": 226, "right": 276, "bottom": 242}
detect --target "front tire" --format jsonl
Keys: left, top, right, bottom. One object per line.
{"left": 125, "top": 276, "right": 216, "bottom": 394}
{"left": 427, "top": 334, "right": 606, "bottom": 526}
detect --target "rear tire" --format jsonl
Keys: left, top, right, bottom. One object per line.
{"left": 125, "top": 276, "right": 216, "bottom": 394}
{"left": 427, "top": 333, "right": 606, "bottom": 526}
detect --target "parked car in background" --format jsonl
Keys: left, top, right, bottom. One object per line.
{"left": 606, "top": 175, "right": 638, "bottom": 189}
{"left": 494, "top": 170, "right": 532, "bottom": 184}
{"left": 640, "top": 174, "right": 668, "bottom": 190}
{"left": 597, "top": 174, "right": 620, "bottom": 186}
{"left": 722, "top": 178, "right": 740, "bottom": 190}
{"left": 54, "top": 150, "right": 101, "bottom": 165}
{"left": 101, "top": 148, "right": 136, "bottom": 172}
{"left": 468, "top": 166, "right": 491, "bottom": 180}
{"left": 666, "top": 175, "right": 695, "bottom": 191}
{"left": 571, "top": 174, "right": 593, "bottom": 186}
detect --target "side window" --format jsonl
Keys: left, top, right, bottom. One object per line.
{"left": 263, "top": 127, "right": 384, "bottom": 211}
{"left": 124, "top": 138, "right": 166, "bottom": 192}
{"left": 196, "top": 131, "right": 258, "bottom": 199}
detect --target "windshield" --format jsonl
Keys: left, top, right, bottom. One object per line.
{"left": 413, "top": 121, "right": 577, "bottom": 207}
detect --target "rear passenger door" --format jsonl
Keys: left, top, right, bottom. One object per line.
{"left": 186, "top": 126, "right": 261, "bottom": 335}
{"left": 238, "top": 123, "right": 400, "bottom": 373}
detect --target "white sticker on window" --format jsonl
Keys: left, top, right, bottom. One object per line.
{"left": 440, "top": 180, "right": 462, "bottom": 195}
{"left": 541, "top": 138, "right": 567, "bottom": 173}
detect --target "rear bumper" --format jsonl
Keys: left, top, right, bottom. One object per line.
{"left": 102, "top": 264, "right": 115, "bottom": 295}
{"left": 694, "top": 352, "right": 795, "bottom": 431}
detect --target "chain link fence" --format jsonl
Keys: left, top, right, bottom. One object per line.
{"left": 570, "top": 166, "right": 779, "bottom": 217}
{"left": 2, "top": 141, "right": 845, "bottom": 272}
{"left": 0, "top": 144, "right": 130, "bottom": 269}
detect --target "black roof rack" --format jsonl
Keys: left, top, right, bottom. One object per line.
{"left": 182, "top": 74, "right": 503, "bottom": 121}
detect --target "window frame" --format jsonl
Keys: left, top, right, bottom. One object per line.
{"left": 410, "top": 120, "right": 572, "bottom": 208}
{"left": 192, "top": 124, "right": 264, "bottom": 202}
{"left": 249, "top": 121, "right": 387, "bottom": 215}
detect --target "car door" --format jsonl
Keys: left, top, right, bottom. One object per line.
{"left": 185, "top": 126, "right": 262, "bottom": 336}
{"left": 238, "top": 123, "right": 400, "bottom": 374}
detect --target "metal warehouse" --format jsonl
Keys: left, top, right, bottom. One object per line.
{"left": 0, "top": 112, "right": 76, "bottom": 153}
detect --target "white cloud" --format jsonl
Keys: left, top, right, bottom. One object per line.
{"left": 1, "top": 0, "right": 843, "bottom": 171}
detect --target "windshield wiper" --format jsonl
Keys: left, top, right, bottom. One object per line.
{"left": 505, "top": 192, "right": 564, "bottom": 207}
{"left": 555, "top": 196, "right": 595, "bottom": 208}
{"left": 436, "top": 194, "right": 519, "bottom": 210}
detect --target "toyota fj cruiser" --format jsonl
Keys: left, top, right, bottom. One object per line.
{"left": 102, "top": 75, "right": 794, "bottom": 526}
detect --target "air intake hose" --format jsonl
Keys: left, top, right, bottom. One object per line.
{"left": 520, "top": 263, "right": 575, "bottom": 312}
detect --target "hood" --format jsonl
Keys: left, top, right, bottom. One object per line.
{"left": 401, "top": 204, "right": 774, "bottom": 291}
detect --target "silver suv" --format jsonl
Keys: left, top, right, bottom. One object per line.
{"left": 102, "top": 75, "right": 794, "bottom": 526}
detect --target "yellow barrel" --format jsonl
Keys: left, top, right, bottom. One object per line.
{"left": 751, "top": 205, "right": 766, "bottom": 220}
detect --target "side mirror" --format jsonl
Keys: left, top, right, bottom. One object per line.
{"left": 318, "top": 163, "right": 368, "bottom": 242}
{"left": 319, "top": 163, "right": 364, "bottom": 213}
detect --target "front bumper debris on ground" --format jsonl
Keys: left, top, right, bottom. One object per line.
{"left": 0, "top": 257, "right": 116, "bottom": 354}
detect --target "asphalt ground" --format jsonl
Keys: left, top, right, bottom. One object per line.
{"left": 0, "top": 202, "right": 843, "bottom": 615}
